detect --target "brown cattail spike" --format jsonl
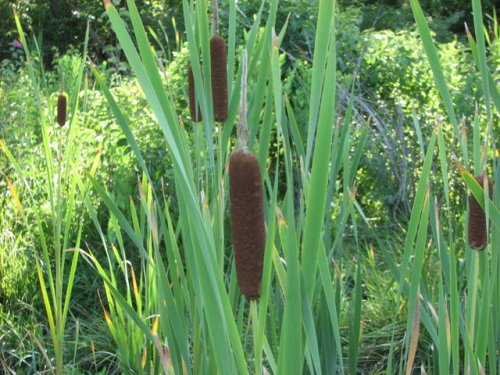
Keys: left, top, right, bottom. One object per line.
{"left": 488, "top": 28, "right": 495, "bottom": 44}
{"left": 57, "top": 93, "right": 67, "bottom": 126}
{"left": 468, "top": 174, "right": 493, "bottom": 250}
{"left": 210, "top": 35, "right": 227, "bottom": 122}
{"left": 229, "top": 150, "right": 266, "bottom": 299}
{"left": 188, "top": 65, "right": 202, "bottom": 122}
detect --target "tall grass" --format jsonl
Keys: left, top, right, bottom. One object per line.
{"left": 87, "top": 0, "right": 499, "bottom": 373}
{"left": 87, "top": 0, "right": 355, "bottom": 373}
{"left": 393, "top": 1, "right": 500, "bottom": 373}
{"left": 1, "top": 14, "right": 97, "bottom": 374}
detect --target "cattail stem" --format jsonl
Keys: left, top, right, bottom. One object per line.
{"left": 188, "top": 65, "right": 203, "bottom": 122}
{"left": 238, "top": 51, "right": 248, "bottom": 150}
{"left": 213, "top": 0, "right": 219, "bottom": 36}
{"left": 250, "top": 300, "right": 263, "bottom": 374}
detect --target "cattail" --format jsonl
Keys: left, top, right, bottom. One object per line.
{"left": 229, "top": 149, "right": 266, "bottom": 299}
{"left": 488, "top": 29, "right": 495, "bottom": 44}
{"left": 188, "top": 65, "right": 202, "bottom": 122}
{"left": 57, "top": 93, "right": 67, "bottom": 127}
{"left": 210, "top": 35, "right": 227, "bottom": 122}
{"left": 468, "top": 174, "right": 493, "bottom": 250}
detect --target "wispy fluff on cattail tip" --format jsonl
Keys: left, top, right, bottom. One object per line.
{"left": 468, "top": 174, "right": 493, "bottom": 250}
{"left": 57, "top": 94, "right": 67, "bottom": 127}
{"left": 229, "top": 150, "right": 266, "bottom": 299}
{"left": 188, "top": 65, "right": 202, "bottom": 122}
{"left": 210, "top": 35, "right": 227, "bottom": 122}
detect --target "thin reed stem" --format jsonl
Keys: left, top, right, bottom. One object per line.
{"left": 238, "top": 51, "right": 248, "bottom": 151}
{"left": 213, "top": 0, "right": 219, "bottom": 35}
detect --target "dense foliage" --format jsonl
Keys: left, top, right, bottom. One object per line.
{"left": 1, "top": 0, "right": 497, "bottom": 63}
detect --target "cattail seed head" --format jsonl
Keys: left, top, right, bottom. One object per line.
{"left": 210, "top": 35, "right": 227, "bottom": 122}
{"left": 488, "top": 26, "right": 495, "bottom": 44}
{"left": 188, "top": 65, "right": 202, "bottom": 122}
{"left": 468, "top": 174, "right": 493, "bottom": 250}
{"left": 229, "top": 150, "right": 266, "bottom": 299}
{"left": 57, "top": 93, "right": 67, "bottom": 127}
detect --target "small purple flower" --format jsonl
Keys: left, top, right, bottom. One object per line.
{"left": 13, "top": 39, "right": 22, "bottom": 48}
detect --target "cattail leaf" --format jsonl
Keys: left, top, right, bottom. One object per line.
{"left": 475, "top": 261, "right": 491, "bottom": 366}
{"left": 284, "top": 97, "right": 305, "bottom": 159}
{"left": 437, "top": 274, "right": 451, "bottom": 374}
{"left": 301, "top": 19, "right": 337, "bottom": 300}
{"left": 36, "top": 260, "right": 57, "bottom": 343}
{"left": 406, "top": 289, "right": 420, "bottom": 375}
{"left": 106, "top": 0, "right": 193, "bottom": 189}
{"left": 397, "top": 130, "right": 436, "bottom": 301}
{"left": 276, "top": 207, "right": 303, "bottom": 374}
{"left": 471, "top": 0, "right": 492, "bottom": 123}
{"left": 304, "top": 0, "right": 335, "bottom": 169}
{"left": 465, "top": 28, "right": 500, "bottom": 113}
{"left": 257, "top": 83, "right": 275, "bottom": 169}
{"left": 409, "top": 0, "right": 459, "bottom": 135}
{"left": 437, "top": 125, "right": 451, "bottom": 207}
{"left": 188, "top": 65, "right": 203, "bottom": 122}
{"left": 4, "top": 175, "right": 24, "bottom": 216}
{"left": 404, "top": 189, "right": 430, "bottom": 372}
{"left": 301, "top": 288, "right": 321, "bottom": 375}
{"left": 227, "top": 0, "right": 237, "bottom": 95}
{"left": 317, "top": 242, "right": 344, "bottom": 368}
{"left": 348, "top": 265, "right": 363, "bottom": 375}
{"left": 254, "top": 169, "right": 280, "bottom": 375}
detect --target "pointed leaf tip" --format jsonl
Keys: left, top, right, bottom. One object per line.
{"left": 451, "top": 153, "right": 467, "bottom": 175}
{"left": 272, "top": 28, "right": 279, "bottom": 50}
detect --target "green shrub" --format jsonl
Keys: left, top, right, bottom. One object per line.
{"left": 355, "top": 28, "right": 486, "bottom": 220}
